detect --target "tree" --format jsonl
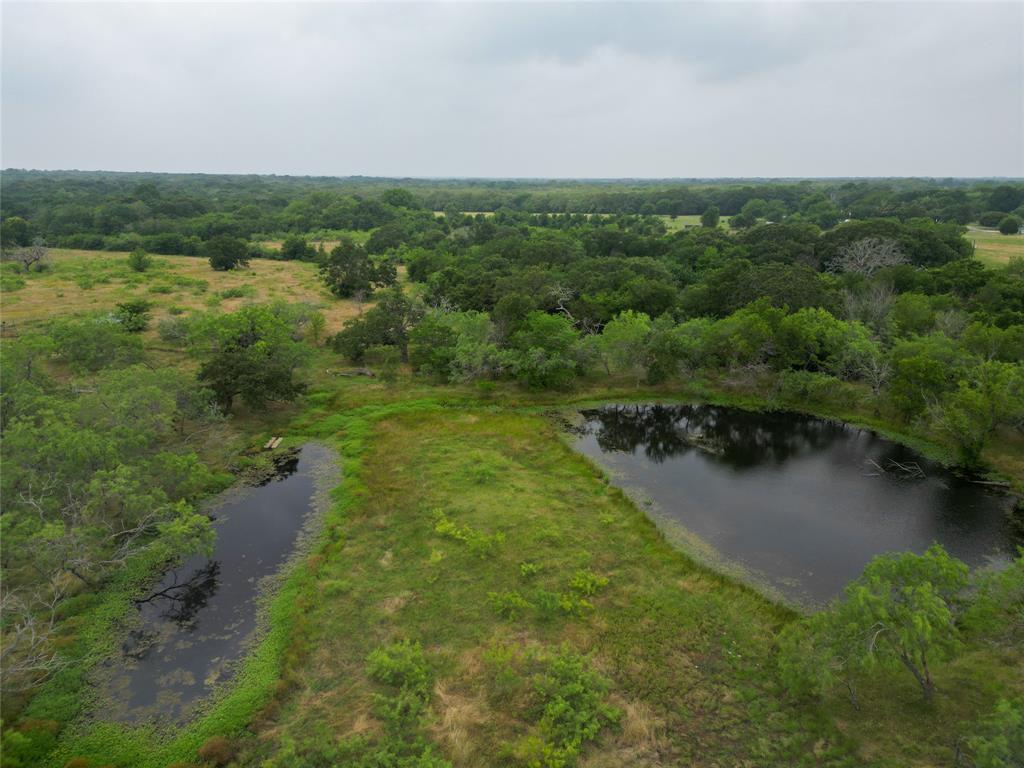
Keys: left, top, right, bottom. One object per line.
{"left": 509, "top": 311, "right": 581, "bottom": 389}
{"left": 729, "top": 211, "right": 757, "bottom": 230}
{"left": 331, "top": 288, "right": 424, "bottom": 362}
{"left": 1, "top": 216, "right": 32, "bottom": 249}
{"left": 190, "top": 305, "right": 309, "bottom": 410}
{"left": 843, "top": 545, "right": 968, "bottom": 702}
{"left": 700, "top": 205, "right": 720, "bottom": 229}
{"left": 827, "top": 237, "right": 906, "bottom": 276}
{"left": 782, "top": 545, "right": 968, "bottom": 706}
{"left": 10, "top": 238, "right": 47, "bottom": 273}
{"left": 998, "top": 215, "right": 1022, "bottom": 235}
{"left": 319, "top": 238, "right": 396, "bottom": 298}
{"left": 306, "top": 311, "right": 326, "bottom": 345}
{"left": 205, "top": 235, "right": 250, "bottom": 271}
{"left": 50, "top": 317, "right": 144, "bottom": 371}
{"left": 929, "top": 361, "right": 1024, "bottom": 466}
{"left": 280, "top": 234, "right": 315, "bottom": 261}
{"left": 597, "top": 310, "right": 651, "bottom": 384}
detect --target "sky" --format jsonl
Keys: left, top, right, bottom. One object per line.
{"left": 1, "top": 1, "right": 1022, "bottom": 178}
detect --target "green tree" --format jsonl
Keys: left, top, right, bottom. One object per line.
{"left": 700, "top": 205, "right": 720, "bottom": 229}
{"left": 190, "top": 305, "right": 309, "bottom": 410}
{"left": 1, "top": 216, "right": 32, "bottom": 248}
{"left": 50, "top": 317, "right": 143, "bottom": 371}
{"left": 998, "top": 215, "right": 1022, "bottom": 235}
{"left": 843, "top": 545, "right": 968, "bottom": 702}
{"left": 280, "top": 234, "right": 314, "bottom": 261}
{"left": 597, "top": 310, "right": 651, "bottom": 384}
{"left": 113, "top": 299, "right": 153, "bottom": 332}
{"left": 319, "top": 238, "right": 396, "bottom": 298}
{"left": 331, "top": 288, "right": 424, "bottom": 362}
{"left": 930, "top": 361, "right": 1024, "bottom": 466}
{"left": 204, "top": 235, "right": 250, "bottom": 271}
{"left": 509, "top": 311, "right": 581, "bottom": 389}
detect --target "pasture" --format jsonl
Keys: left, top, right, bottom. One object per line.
{"left": 965, "top": 226, "right": 1024, "bottom": 266}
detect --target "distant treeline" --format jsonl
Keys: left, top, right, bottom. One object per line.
{"left": 1, "top": 170, "right": 1022, "bottom": 253}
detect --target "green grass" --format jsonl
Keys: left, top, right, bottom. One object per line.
{"left": 233, "top": 403, "right": 857, "bottom": 767}
{"left": 966, "top": 226, "right": 1024, "bottom": 266}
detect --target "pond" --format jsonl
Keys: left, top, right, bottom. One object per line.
{"left": 97, "top": 442, "right": 336, "bottom": 724}
{"left": 571, "top": 404, "right": 1017, "bottom": 605}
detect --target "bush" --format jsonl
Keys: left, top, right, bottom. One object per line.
{"left": 127, "top": 248, "right": 152, "bottom": 272}
{"left": 112, "top": 299, "right": 152, "bottom": 332}
{"left": 569, "top": 569, "right": 608, "bottom": 597}
{"left": 366, "top": 640, "right": 430, "bottom": 695}
{"left": 51, "top": 317, "right": 143, "bottom": 370}
{"left": 218, "top": 285, "right": 257, "bottom": 299}
{"left": 527, "top": 650, "right": 620, "bottom": 763}
{"left": 158, "top": 316, "right": 190, "bottom": 345}
{"left": 196, "top": 736, "right": 236, "bottom": 766}
{"left": 488, "top": 590, "right": 532, "bottom": 620}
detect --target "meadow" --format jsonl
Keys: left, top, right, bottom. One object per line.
{"left": 965, "top": 226, "right": 1024, "bottom": 266}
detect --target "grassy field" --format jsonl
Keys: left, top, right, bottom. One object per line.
{"left": 240, "top": 403, "right": 853, "bottom": 767}
{"left": 1, "top": 249, "right": 365, "bottom": 336}
{"left": 965, "top": 226, "right": 1024, "bottom": 266}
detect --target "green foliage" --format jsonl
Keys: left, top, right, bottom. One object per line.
{"left": 112, "top": 298, "right": 152, "bottom": 332}
{"left": 366, "top": 640, "right": 431, "bottom": 696}
{"left": 331, "top": 288, "right": 424, "bottom": 363}
{"left": 961, "top": 697, "right": 1024, "bottom": 768}
{"left": 998, "top": 215, "right": 1021, "bottom": 235}
{"left": 784, "top": 545, "right": 969, "bottom": 705}
{"left": 568, "top": 569, "right": 608, "bottom": 597}
{"left": 50, "top": 316, "right": 143, "bottom": 371}
{"left": 489, "top": 590, "right": 533, "bottom": 620}
{"left": 319, "top": 238, "right": 396, "bottom": 298}
{"left": 127, "top": 248, "right": 152, "bottom": 272}
{"left": 204, "top": 235, "right": 250, "bottom": 271}
{"left": 518, "top": 650, "right": 620, "bottom": 767}
{"left": 189, "top": 303, "right": 310, "bottom": 410}
{"left": 509, "top": 312, "right": 581, "bottom": 389}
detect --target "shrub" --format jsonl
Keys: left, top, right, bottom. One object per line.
{"left": 218, "top": 285, "right": 257, "bottom": 299}
{"left": 112, "top": 299, "right": 152, "bottom": 332}
{"left": 527, "top": 650, "right": 620, "bottom": 763}
{"left": 197, "top": 736, "right": 236, "bottom": 766}
{"left": 158, "top": 316, "right": 190, "bottom": 345}
{"left": 51, "top": 317, "right": 143, "bottom": 370}
{"left": 366, "top": 640, "right": 430, "bottom": 696}
{"left": 127, "top": 248, "right": 152, "bottom": 272}
{"left": 520, "top": 561, "right": 540, "bottom": 579}
{"left": 569, "top": 569, "right": 608, "bottom": 597}
{"left": 488, "top": 590, "right": 532, "bottom": 620}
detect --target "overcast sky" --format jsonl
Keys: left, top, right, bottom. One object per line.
{"left": 2, "top": 1, "right": 1021, "bottom": 178}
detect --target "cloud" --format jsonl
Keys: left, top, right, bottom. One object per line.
{"left": 1, "top": 1, "right": 1021, "bottom": 177}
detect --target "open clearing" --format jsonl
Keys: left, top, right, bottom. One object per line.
{"left": 966, "top": 226, "right": 1024, "bottom": 266}
{"left": 1, "top": 249, "right": 364, "bottom": 335}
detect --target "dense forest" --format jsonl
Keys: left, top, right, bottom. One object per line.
{"left": 1, "top": 172, "right": 1023, "bottom": 768}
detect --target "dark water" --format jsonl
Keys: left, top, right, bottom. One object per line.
{"left": 100, "top": 443, "right": 332, "bottom": 724}
{"left": 572, "top": 404, "right": 1017, "bottom": 605}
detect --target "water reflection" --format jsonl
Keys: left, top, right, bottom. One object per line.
{"left": 573, "top": 405, "right": 1015, "bottom": 605}
{"left": 98, "top": 443, "right": 333, "bottom": 724}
